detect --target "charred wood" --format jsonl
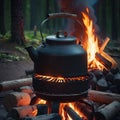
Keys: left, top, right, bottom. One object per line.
{"left": 105, "top": 72, "right": 114, "bottom": 82}
{"left": 64, "top": 105, "right": 82, "bottom": 120}
{"left": 3, "top": 92, "right": 31, "bottom": 111}
{"left": 7, "top": 105, "right": 37, "bottom": 119}
{"left": 110, "top": 67, "right": 119, "bottom": 74}
{"left": 37, "top": 104, "right": 48, "bottom": 115}
{"left": 95, "top": 53, "right": 112, "bottom": 70}
{"left": 113, "top": 73, "right": 120, "bottom": 86}
{"left": 96, "top": 78, "right": 108, "bottom": 91}
{"left": 92, "top": 69, "right": 103, "bottom": 80}
{"left": 95, "top": 101, "right": 120, "bottom": 120}
{"left": 74, "top": 101, "right": 93, "bottom": 120}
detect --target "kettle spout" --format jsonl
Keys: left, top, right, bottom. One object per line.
{"left": 25, "top": 46, "right": 38, "bottom": 62}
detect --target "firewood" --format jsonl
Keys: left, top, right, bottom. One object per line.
{"left": 88, "top": 90, "right": 120, "bottom": 104}
{"left": 101, "top": 51, "right": 118, "bottom": 68}
{"left": 30, "top": 96, "right": 46, "bottom": 105}
{"left": 95, "top": 53, "right": 112, "bottom": 70}
{"left": 109, "top": 85, "right": 119, "bottom": 93}
{"left": 74, "top": 102, "right": 92, "bottom": 120}
{"left": 18, "top": 86, "right": 34, "bottom": 96}
{"left": 113, "top": 73, "right": 120, "bottom": 86}
{"left": 89, "top": 72, "right": 97, "bottom": 90}
{"left": 96, "top": 78, "right": 108, "bottom": 91}
{"left": 95, "top": 101, "right": 120, "bottom": 120}
{"left": 64, "top": 105, "right": 82, "bottom": 120}
{"left": 0, "top": 78, "right": 32, "bottom": 92}
{"left": 110, "top": 67, "right": 119, "bottom": 74}
{"left": 99, "top": 37, "right": 110, "bottom": 53}
{"left": 7, "top": 105, "right": 37, "bottom": 119}
{"left": 23, "top": 113, "right": 62, "bottom": 120}
{"left": 105, "top": 71, "right": 114, "bottom": 82}
{"left": 3, "top": 92, "right": 31, "bottom": 111}
{"left": 93, "top": 69, "right": 103, "bottom": 80}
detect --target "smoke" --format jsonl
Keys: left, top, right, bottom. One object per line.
{"left": 58, "top": 0, "right": 98, "bottom": 21}
{"left": 58, "top": 0, "right": 99, "bottom": 43}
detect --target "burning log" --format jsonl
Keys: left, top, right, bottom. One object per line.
{"left": 95, "top": 53, "right": 112, "bottom": 70}
{"left": 74, "top": 102, "right": 92, "bottom": 120}
{"left": 64, "top": 105, "right": 82, "bottom": 120}
{"left": 95, "top": 101, "right": 120, "bottom": 120}
{"left": 98, "top": 37, "right": 118, "bottom": 69}
{"left": 101, "top": 51, "right": 118, "bottom": 68}
{"left": 23, "top": 113, "right": 61, "bottom": 120}
{"left": 88, "top": 90, "right": 120, "bottom": 104}
{"left": 99, "top": 37, "right": 110, "bottom": 53}
{"left": 0, "top": 78, "right": 32, "bottom": 92}
{"left": 3, "top": 92, "right": 31, "bottom": 111}
{"left": 7, "top": 105, "right": 37, "bottom": 119}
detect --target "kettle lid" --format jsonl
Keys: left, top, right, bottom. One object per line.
{"left": 46, "top": 31, "right": 76, "bottom": 45}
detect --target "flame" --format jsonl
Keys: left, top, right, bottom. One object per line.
{"left": 37, "top": 98, "right": 47, "bottom": 104}
{"left": 32, "top": 108, "right": 38, "bottom": 116}
{"left": 59, "top": 102, "right": 87, "bottom": 120}
{"left": 82, "top": 8, "right": 104, "bottom": 70}
{"left": 31, "top": 105, "right": 38, "bottom": 116}
{"left": 33, "top": 97, "right": 46, "bottom": 105}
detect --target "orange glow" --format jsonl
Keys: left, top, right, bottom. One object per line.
{"left": 32, "top": 108, "right": 38, "bottom": 116}
{"left": 37, "top": 99, "right": 47, "bottom": 104}
{"left": 34, "top": 98, "right": 47, "bottom": 104}
{"left": 59, "top": 102, "right": 87, "bottom": 120}
{"left": 35, "top": 74, "right": 88, "bottom": 82}
{"left": 82, "top": 8, "right": 104, "bottom": 70}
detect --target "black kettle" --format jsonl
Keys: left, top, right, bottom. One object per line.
{"left": 26, "top": 13, "right": 87, "bottom": 77}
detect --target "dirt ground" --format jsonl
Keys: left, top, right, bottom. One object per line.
{"left": 0, "top": 40, "right": 33, "bottom": 82}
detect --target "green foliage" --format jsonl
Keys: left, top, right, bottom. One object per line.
{"left": 1, "top": 31, "right": 11, "bottom": 41}
{"left": 0, "top": 53, "right": 25, "bottom": 62}
{"left": 24, "top": 31, "right": 47, "bottom": 47}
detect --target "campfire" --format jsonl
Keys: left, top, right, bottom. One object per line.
{"left": 0, "top": 1, "right": 120, "bottom": 120}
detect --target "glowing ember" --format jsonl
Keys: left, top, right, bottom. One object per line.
{"left": 32, "top": 109, "right": 38, "bottom": 116}
{"left": 82, "top": 8, "right": 104, "bottom": 70}
{"left": 36, "top": 98, "right": 47, "bottom": 104}
{"left": 35, "top": 74, "right": 88, "bottom": 82}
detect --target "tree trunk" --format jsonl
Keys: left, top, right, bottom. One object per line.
{"left": 11, "top": 0, "right": 25, "bottom": 45}
{"left": 111, "top": 1, "right": 118, "bottom": 40}
{"left": 0, "top": 0, "right": 6, "bottom": 35}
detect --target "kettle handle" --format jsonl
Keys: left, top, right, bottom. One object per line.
{"left": 40, "top": 13, "right": 83, "bottom": 43}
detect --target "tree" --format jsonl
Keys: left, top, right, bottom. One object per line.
{"left": 111, "top": 0, "right": 119, "bottom": 40}
{"left": 0, "top": 0, "right": 6, "bottom": 35}
{"left": 11, "top": 0, "right": 25, "bottom": 45}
